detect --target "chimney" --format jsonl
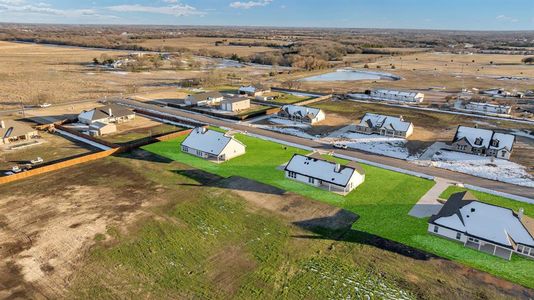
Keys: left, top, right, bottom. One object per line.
{"left": 518, "top": 208, "right": 524, "bottom": 220}
{"left": 108, "top": 108, "right": 113, "bottom": 116}
{"left": 0, "top": 120, "right": 4, "bottom": 129}
{"left": 335, "top": 163, "right": 341, "bottom": 172}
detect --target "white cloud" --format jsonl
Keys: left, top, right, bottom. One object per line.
{"left": 0, "top": 0, "right": 118, "bottom": 19}
{"left": 108, "top": 3, "right": 203, "bottom": 16}
{"left": 496, "top": 15, "right": 518, "bottom": 23}
{"left": 230, "top": 0, "right": 272, "bottom": 9}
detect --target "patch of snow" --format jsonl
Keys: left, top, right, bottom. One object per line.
{"left": 255, "top": 125, "right": 316, "bottom": 139}
{"left": 512, "top": 129, "right": 534, "bottom": 140}
{"left": 267, "top": 118, "right": 311, "bottom": 128}
{"left": 421, "top": 150, "right": 534, "bottom": 188}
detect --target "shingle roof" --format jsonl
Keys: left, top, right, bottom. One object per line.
{"left": 430, "top": 192, "right": 534, "bottom": 248}
{"left": 81, "top": 104, "right": 134, "bottom": 121}
{"left": 0, "top": 120, "right": 36, "bottom": 139}
{"left": 453, "top": 126, "right": 515, "bottom": 150}
{"left": 182, "top": 127, "right": 244, "bottom": 156}
{"left": 284, "top": 154, "right": 364, "bottom": 187}
{"left": 358, "top": 113, "right": 412, "bottom": 132}
{"left": 280, "top": 105, "right": 323, "bottom": 119}
{"left": 187, "top": 91, "right": 223, "bottom": 102}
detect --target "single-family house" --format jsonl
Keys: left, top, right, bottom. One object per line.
{"left": 278, "top": 105, "right": 326, "bottom": 124}
{"left": 0, "top": 119, "right": 38, "bottom": 145}
{"left": 464, "top": 102, "right": 512, "bottom": 115}
{"left": 181, "top": 127, "right": 246, "bottom": 162}
{"left": 481, "top": 88, "right": 512, "bottom": 98}
{"left": 370, "top": 89, "right": 425, "bottom": 103}
{"left": 78, "top": 104, "right": 135, "bottom": 125}
{"left": 88, "top": 122, "right": 117, "bottom": 136}
{"left": 238, "top": 84, "right": 270, "bottom": 97}
{"left": 220, "top": 97, "right": 251, "bottom": 112}
{"left": 284, "top": 153, "right": 365, "bottom": 195}
{"left": 184, "top": 91, "right": 224, "bottom": 106}
{"left": 429, "top": 191, "right": 534, "bottom": 260}
{"left": 354, "top": 113, "right": 414, "bottom": 138}
{"left": 451, "top": 125, "right": 515, "bottom": 160}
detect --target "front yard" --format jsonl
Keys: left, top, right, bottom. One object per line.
{"left": 142, "top": 132, "right": 534, "bottom": 289}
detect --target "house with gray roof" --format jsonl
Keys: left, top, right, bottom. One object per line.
{"left": 278, "top": 105, "right": 326, "bottom": 124}
{"left": 181, "top": 127, "right": 246, "bottom": 162}
{"left": 451, "top": 125, "right": 515, "bottom": 160}
{"left": 429, "top": 191, "right": 534, "bottom": 260}
{"left": 354, "top": 113, "right": 414, "bottom": 138}
{"left": 284, "top": 153, "right": 365, "bottom": 195}
{"left": 0, "top": 119, "right": 38, "bottom": 145}
{"left": 78, "top": 104, "right": 135, "bottom": 125}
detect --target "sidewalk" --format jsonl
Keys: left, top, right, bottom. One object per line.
{"left": 408, "top": 178, "right": 456, "bottom": 218}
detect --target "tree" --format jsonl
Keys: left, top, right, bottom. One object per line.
{"left": 522, "top": 57, "right": 534, "bottom": 64}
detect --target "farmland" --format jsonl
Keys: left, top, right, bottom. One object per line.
{"left": 2, "top": 153, "right": 531, "bottom": 298}
{"left": 142, "top": 132, "right": 534, "bottom": 289}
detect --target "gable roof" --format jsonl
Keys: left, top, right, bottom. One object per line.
{"left": 221, "top": 96, "right": 250, "bottom": 104}
{"left": 430, "top": 192, "right": 534, "bottom": 248}
{"left": 280, "top": 105, "right": 323, "bottom": 119}
{"left": 0, "top": 119, "right": 36, "bottom": 139}
{"left": 239, "top": 84, "right": 269, "bottom": 93}
{"left": 80, "top": 104, "right": 133, "bottom": 122}
{"left": 372, "top": 89, "right": 423, "bottom": 99}
{"left": 284, "top": 154, "right": 364, "bottom": 187}
{"left": 453, "top": 126, "right": 515, "bottom": 150}
{"left": 358, "top": 113, "right": 412, "bottom": 132}
{"left": 182, "top": 127, "right": 244, "bottom": 156}
{"left": 187, "top": 91, "right": 223, "bottom": 102}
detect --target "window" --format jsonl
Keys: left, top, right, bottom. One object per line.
{"left": 474, "top": 137, "right": 483, "bottom": 146}
{"left": 456, "top": 232, "right": 462, "bottom": 240}
{"left": 308, "top": 177, "right": 314, "bottom": 184}
{"left": 182, "top": 146, "right": 188, "bottom": 152}
{"left": 288, "top": 171, "right": 297, "bottom": 179}
{"left": 433, "top": 226, "right": 439, "bottom": 233}
{"left": 491, "top": 139, "right": 499, "bottom": 147}
{"left": 501, "top": 151, "right": 506, "bottom": 158}
{"left": 518, "top": 245, "right": 524, "bottom": 253}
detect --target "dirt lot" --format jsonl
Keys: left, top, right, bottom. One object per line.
{"left": 139, "top": 37, "right": 285, "bottom": 56}
{"left": 0, "top": 153, "right": 533, "bottom": 299}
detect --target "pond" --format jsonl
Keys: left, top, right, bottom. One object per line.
{"left": 299, "top": 68, "right": 401, "bottom": 82}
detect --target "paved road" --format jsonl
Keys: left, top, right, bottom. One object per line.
{"left": 116, "top": 98, "right": 534, "bottom": 199}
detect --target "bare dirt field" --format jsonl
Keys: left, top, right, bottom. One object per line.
{"left": 0, "top": 152, "right": 533, "bottom": 299}
{"left": 139, "top": 37, "right": 284, "bottom": 56}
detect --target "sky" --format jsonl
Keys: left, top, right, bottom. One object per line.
{"left": 0, "top": 0, "right": 533, "bottom": 31}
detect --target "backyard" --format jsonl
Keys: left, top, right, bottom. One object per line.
{"left": 143, "top": 131, "right": 534, "bottom": 289}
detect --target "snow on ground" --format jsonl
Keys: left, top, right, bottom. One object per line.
{"left": 419, "top": 150, "right": 534, "bottom": 188}
{"left": 322, "top": 128, "right": 412, "bottom": 159}
{"left": 267, "top": 118, "right": 311, "bottom": 128}
{"left": 512, "top": 129, "right": 534, "bottom": 140}
{"left": 254, "top": 124, "right": 316, "bottom": 139}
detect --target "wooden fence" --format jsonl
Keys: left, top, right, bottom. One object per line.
{"left": 0, "top": 128, "right": 193, "bottom": 186}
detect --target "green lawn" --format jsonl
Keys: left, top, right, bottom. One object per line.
{"left": 271, "top": 93, "right": 312, "bottom": 104}
{"left": 142, "top": 133, "right": 534, "bottom": 289}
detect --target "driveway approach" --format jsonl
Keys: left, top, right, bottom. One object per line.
{"left": 115, "top": 98, "right": 534, "bottom": 200}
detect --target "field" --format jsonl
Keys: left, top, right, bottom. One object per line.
{"left": 138, "top": 37, "right": 284, "bottom": 56}
{"left": 0, "top": 41, "right": 273, "bottom": 110}
{"left": 99, "top": 117, "right": 183, "bottom": 145}
{"left": 143, "top": 132, "right": 534, "bottom": 289}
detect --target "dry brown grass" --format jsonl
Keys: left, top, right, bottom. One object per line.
{"left": 139, "top": 37, "right": 282, "bottom": 56}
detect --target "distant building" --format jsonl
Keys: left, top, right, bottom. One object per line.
{"left": 184, "top": 91, "right": 224, "bottom": 106}
{"left": 238, "top": 84, "right": 270, "bottom": 97}
{"left": 480, "top": 88, "right": 521, "bottom": 98}
{"left": 429, "top": 191, "right": 534, "bottom": 260}
{"left": 278, "top": 105, "right": 326, "bottom": 124}
{"left": 220, "top": 97, "right": 251, "bottom": 112}
{"left": 78, "top": 104, "right": 135, "bottom": 125}
{"left": 0, "top": 119, "right": 38, "bottom": 145}
{"left": 370, "top": 89, "right": 425, "bottom": 103}
{"left": 463, "top": 101, "right": 512, "bottom": 115}
{"left": 181, "top": 127, "right": 246, "bottom": 162}
{"left": 284, "top": 153, "right": 365, "bottom": 195}
{"left": 451, "top": 125, "right": 515, "bottom": 160}
{"left": 354, "top": 113, "right": 414, "bottom": 138}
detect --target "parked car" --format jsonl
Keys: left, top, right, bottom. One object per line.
{"left": 333, "top": 143, "right": 348, "bottom": 149}
{"left": 31, "top": 157, "right": 44, "bottom": 164}
{"left": 38, "top": 103, "right": 51, "bottom": 108}
{"left": 11, "top": 166, "right": 22, "bottom": 173}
